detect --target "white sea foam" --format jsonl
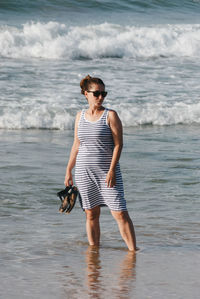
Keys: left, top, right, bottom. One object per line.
{"left": 0, "top": 104, "right": 74, "bottom": 130}
{"left": 0, "top": 22, "right": 200, "bottom": 59}
{"left": 118, "top": 102, "right": 200, "bottom": 126}
{"left": 1, "top": 101, "right": 200, "bottom": 130}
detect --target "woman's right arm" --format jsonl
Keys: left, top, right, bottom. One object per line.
{"left": 64, "top": 111, "right": 81, "bottom": 186}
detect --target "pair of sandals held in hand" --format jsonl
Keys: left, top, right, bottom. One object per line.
{"left": 57, "top": 185, "right": 78, "bottom": 214}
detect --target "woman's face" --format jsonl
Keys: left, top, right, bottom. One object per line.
{"left": 85, "top": 84, "right": 107, "bottom": 108}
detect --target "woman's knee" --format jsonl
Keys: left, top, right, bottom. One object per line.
{"left": 85, "top": 206, "right": 100, "bottom": 221}
{"left": 111, "top": 210, "right": 129, "bottom": 222}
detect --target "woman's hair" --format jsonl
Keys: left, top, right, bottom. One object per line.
{"left": 80, "top": 75, "right": 105, "bottom": 94}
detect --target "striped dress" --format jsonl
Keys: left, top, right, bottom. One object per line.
{"left": 75, "top": 108, "right": 127, "bottom": 211}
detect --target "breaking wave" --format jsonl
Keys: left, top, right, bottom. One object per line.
{"left": 1, "top": 22, "right": 200, "bottom": 60}
{"left": 1, "top": 102, "right": 200, "bottom": 130}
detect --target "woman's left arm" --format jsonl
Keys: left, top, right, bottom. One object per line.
{"left": 106, "top": 110, "right": 123, "bottom": 188}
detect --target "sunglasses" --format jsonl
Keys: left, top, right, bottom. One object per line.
{"left": 87, "top": 90, "right": 107, "bottom": 98}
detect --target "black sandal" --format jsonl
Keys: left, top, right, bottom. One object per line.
{"left": 57, "top": 185, "right": 78, "bottom": 214}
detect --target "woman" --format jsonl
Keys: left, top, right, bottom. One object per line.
{"left": 64, "top": 75, "right": 136, "bottom": 251}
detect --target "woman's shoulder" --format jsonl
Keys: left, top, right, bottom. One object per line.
{"left": 76, "top": 110, "right": 82, "bottom": 117}
{"left": 106, "top": 109, "right": 121, "bottom": 126}
{"left": 75, "top": 110, "right": 83, "bottom": 123}
{"left": 107, "top": 108, "right": 119, "bottom": 119}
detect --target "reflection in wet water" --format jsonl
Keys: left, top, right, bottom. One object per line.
{"left": 116, "top": 251, "right": 136, "bottom": 298}
{"left": 85, "top": 246, "right": 136, "bottom": 298}
{"left": 85, "top": 246, "right": 103, "bottom": 298}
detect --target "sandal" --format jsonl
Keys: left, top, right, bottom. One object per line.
{"left": 57, "top": 185, "right": 78, "bottom": 214}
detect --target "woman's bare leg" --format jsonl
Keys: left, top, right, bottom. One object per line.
{"left": 111, "top": 210, "right": 136, "bottom": 251}
{"left": 85, "top": 206, "right": 101, "bottom": 246}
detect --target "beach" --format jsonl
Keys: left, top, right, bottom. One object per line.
{"left": 1, "top": 127, "right": 200, "bottom": 298}
{"left": 1, "top": 0, "right": 200, "bottom": 298}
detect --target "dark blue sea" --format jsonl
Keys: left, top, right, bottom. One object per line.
{"left": 0, "top": 1, "right": 200, "bottom": 298}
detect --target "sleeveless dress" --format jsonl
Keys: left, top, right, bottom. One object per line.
{"left": 75, "top": 108, "right": 127, "bottom": 211}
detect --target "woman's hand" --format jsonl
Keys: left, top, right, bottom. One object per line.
{"left": 106, "top": 169, "right": 116, "bottom": 188}
{"left": 64, "top": 171, "right": 73, "bottom": 186}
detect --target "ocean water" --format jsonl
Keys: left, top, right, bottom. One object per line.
{"left": 1, "top": 1, "right": 200, "bottom": 298}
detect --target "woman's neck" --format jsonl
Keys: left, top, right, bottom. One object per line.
{"left": 87, "top": 106, "right": 105, "bottom": 115}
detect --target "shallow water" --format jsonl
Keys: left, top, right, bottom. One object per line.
{"left": 0, "top": 128, "right": 200, "bottom": 298}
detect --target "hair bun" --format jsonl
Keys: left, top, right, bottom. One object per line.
{"left": 80, "top": 75, "right": 91, "bottom": 94}
{"left": 80, "top": 75, "right": 105, "bottom": 95}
